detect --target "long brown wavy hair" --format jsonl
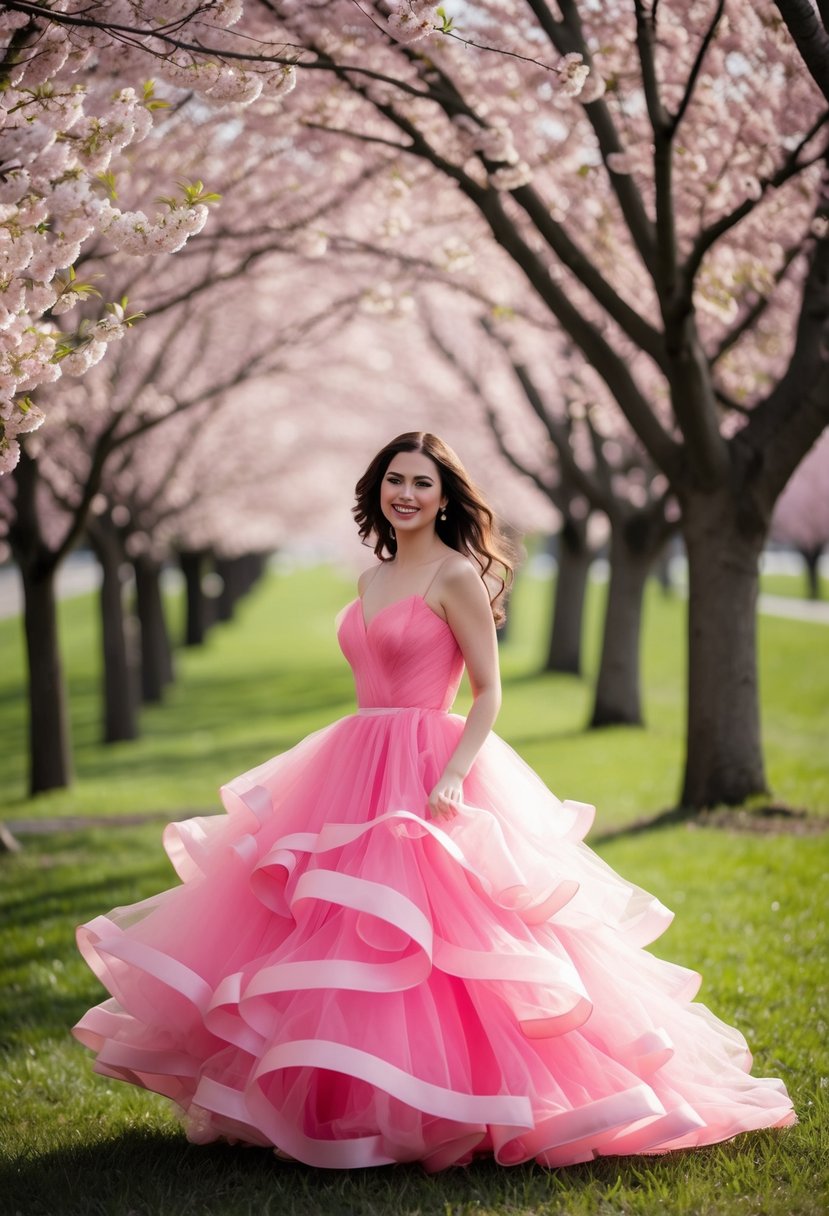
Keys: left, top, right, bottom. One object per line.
{"left": 353, "top": 432, "right": 517, "bottom": 625}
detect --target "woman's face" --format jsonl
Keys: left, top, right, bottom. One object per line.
{"left": 379, "top": 450, "right": 447, "bottom": 536}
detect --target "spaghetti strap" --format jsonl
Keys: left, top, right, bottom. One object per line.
{"left": 422, "top": 554, "right": 452, "bottom": 599}
{"left": 362, "top": 563, "right": 384, "bottom": 593}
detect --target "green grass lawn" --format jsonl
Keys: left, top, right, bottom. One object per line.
{"left": 760, "top": 569, "right": 828, "bottom": 601}
{"left": 1, "top": 562, "right": 827, "bottom": 825}
{"left": 1, "top": 564, "right": 828, "bottom": 1215}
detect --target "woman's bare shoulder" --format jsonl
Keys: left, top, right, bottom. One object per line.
{"left": 357, "top": 564, "right": 382, "bottom": 596}
{"left": 437, "top": 553, "right": 490, "bottom": 603}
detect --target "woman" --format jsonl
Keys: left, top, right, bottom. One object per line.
{"left": 73, "top": 432, "right": 795, "bottom": 1170}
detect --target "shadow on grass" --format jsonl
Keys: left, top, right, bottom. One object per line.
{"left": 138, "top": 667, "right": 356, "bottom": 726}
{"left": 500, "top": 667, "right": 587, "bottom": 689}
{"left": 593, "top": 805, "right": 692, "bottom": 841}
{"left": 3, "top": 1124, "right": 804, "bottom": 1216}
{"left": 0, "top": 1129, "right": 519, "bottom": 1216}
{"left": 592, "top": 802, "right": 829, "bottom": 842}
{"left": 1, "top": 863, "right": 166, "bottom": 929}
{"left": 67, "top": 673, "right": 355, "bottom": 740}
{"left": 0, "top": 1126, "right": 650, "bottom": 1216}
{"left": 504, "top": 727, "right": 592, "bottom": 749}
{"left": 70, "top": 737, "right": 307, "bottom": 783}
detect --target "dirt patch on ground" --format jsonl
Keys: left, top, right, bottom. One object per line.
{"left": 693, "top": 803, "right": 829, "bottom": 835}
{"left": 595, "top": 801, "right": 829, "bottom": 841}
{"left": 2, "top": 810, "right": 208, "bottom": 840}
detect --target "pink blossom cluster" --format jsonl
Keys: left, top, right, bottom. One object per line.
{"left": 0, "top": 1, "right": 293, "bottom": 475}
{"left": 385, "top": 2, "right": 441, "bottom": 44}
{"left": 2, "top": 0, "right": 823, "bottom": 488}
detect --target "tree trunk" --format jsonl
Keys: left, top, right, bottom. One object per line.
{"left": 680, "top": 491, "right": 768, "bottom": 808}
{"left": 544, "top": 522, "right": 591, "bottom": 675}
{"left": 20, "top": 561, "right": 73, "bottom": 793}
{"left": 800, "top": 545, "right": 823, "bottom": 599}
{"left": 589, "top": 526, "right": 653, "bottom": 727}
{"left": 88, "top": 517, "right": 138, "bottom": 742}
{"left": 179, "top": 548, "right": 210, "bottom": 646}
{"left": 215, "top": 556, "right": 251, "bottom": 622}
{"left": 238, "top": 553, "right": 262, "bottom": 596}
{"left": 654, "top": 545, "right": 675, "bottom": 596}
{"left": 133, "top": 555, "right": 174, "bottom": 703}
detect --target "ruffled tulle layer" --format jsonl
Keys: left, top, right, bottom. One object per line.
{"left": 73, "top": 708, "right": 795, "bottom": 1168}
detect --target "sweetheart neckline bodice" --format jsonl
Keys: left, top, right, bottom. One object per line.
{"left": 338, "top": 592, "right": 464, "bottom": 714}
{"left": 346, "top": 593, "right": 452, "bottom": 633}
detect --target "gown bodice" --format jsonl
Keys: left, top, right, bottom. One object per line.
{"left": 338, "top": 595, "right": 465, "bottom": 712}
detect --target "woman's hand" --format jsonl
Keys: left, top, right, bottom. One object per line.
{"left": 428, "top": 769, "right": 464, "bottom": 820}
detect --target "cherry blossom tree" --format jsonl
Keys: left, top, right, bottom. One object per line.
{"left": 259, "top": 0, "right": 829, "bottom": 808}
{"left": 3, "top": 322, "right": 273, "bottom": 787}
{"left": 771, "top": 428, "right": 829, "bottom": 599}
{"left": 0, "top": 8, "right": 234, "bottom": 473}
{"left": 89, "top": 397, "right": 292, "bottom": 732}
{"left": 3, "top": 244, "right": 365, "bottom": 790}
{"left": 2, "top": 45, "right": 398, "bottom": 793}
{"left": 426, "top": 297, "right": 676, "bottom": 721}
{"left": 0, "top": 0, "right": 587, "bottom": 472}
{"left": 487, "top": 360, "right": 675, "bottom": 728}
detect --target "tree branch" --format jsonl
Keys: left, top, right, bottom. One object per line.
{"left": 580, "top": 405, "right": 620, "bottom": 508}
{"left": 684, "top": 111, "right": 829, "bottom": 289}
{"left": 421, "top": 309, "right": 565, "bottom": 505}
{"left": 506, "top": 184, "right": 667, "bottom": 368}
{"left": 633, "top": 0, "right": 670, "bottom": 135}
{"left": 712, "top": 241, "right": 802, "bottom": 364}
{"left": 50, "top": 413, "right": 126, "bottom": 568}
{"left": 745, "top": 225, "right": 829, "bottom": 506}
{"left": 773, "top": 0, "right": 829, "bottom": 104}
{"left": 477, "top": 317, "right": 615, "bottom": 514}
{"left": 332, "top": 69, "right": 680, "bottom": 477}
{"left": 632, "top": 0, "right": 679, "bottom": 311}
{"left": 324, "top": 235, "right": 555, "bottom": 325}
{"left": 524, "top": 0, "right": 659, "bottom": 278}
{"left": 470, "top": 186, "right": 681, "bottom": 477}
{"left": 303, "top": 122, "right": 409, "bottom": 153}
{"left": 669, "top": 0, "right": 726, "bottom": 135}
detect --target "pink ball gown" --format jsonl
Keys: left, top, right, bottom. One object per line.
{"left": 73, "top": 592, "right": 795, "bottom": 1169}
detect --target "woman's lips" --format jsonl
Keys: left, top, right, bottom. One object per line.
{"left": 392, "top": 504, "right": 419, "bottom": 516}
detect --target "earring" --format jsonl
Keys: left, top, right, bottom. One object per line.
{"left": 390, "top": 525, "right": 396, "bottom": 539}
{"left": 439, "top": 507, "right": 447, "bottom": 521}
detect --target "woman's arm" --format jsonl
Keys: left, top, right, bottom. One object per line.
{"left": 428, "top": 561, "right": 502, "bottom": 819}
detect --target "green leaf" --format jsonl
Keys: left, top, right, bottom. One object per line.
{"left": 94, "top": 170, "right": 118, "bottom": 202}
{"left": 436, "top": 6, "right": 454, "bottom": 33}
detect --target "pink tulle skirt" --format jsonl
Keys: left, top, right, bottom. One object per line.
{"left": 73, "top": 707, "right": 795, "bottom": 1168}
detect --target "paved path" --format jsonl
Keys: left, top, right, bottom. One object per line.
{"left": 757, "top": 594, "right": 829, "bottom": 623}
{"left": 4, "top": 810, "right": 187, "bottom": 836}
{"left": 0, "top": 552, "right": 101, "bottom": 619}
{"left": 3, "top": 553, "right": 829, "bottom": 622}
